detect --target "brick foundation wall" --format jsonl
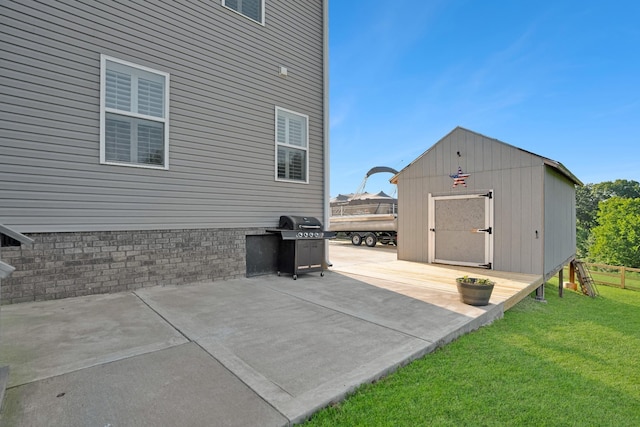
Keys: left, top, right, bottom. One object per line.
{"left": 0, "top": 228, "right": 261, "bottom": 304}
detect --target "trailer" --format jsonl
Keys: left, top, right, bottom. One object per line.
{"left": 329, "top": 166, "right": 398, "bottom": 247}
{"left": 329, "top": 214, "right": 397, "bottom": 247}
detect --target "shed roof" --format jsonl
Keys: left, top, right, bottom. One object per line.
{"left": 390, "top": 127, "right": 582, "bottom": 186}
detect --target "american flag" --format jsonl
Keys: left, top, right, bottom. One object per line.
{"left": 450, "top": 167, "right": 470, "bottom": 187}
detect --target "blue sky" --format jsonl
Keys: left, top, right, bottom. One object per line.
{"left": 328, "top": 1, "right": 640, "bottom": 197}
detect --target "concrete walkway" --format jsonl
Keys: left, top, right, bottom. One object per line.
{"left": 0, "top": 243, "right": 527, "bottom": 426}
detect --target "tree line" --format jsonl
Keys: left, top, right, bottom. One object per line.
{"left": 576, "top": 179, "right": 640, "bottom": 268}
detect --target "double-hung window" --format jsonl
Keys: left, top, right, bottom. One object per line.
{"left": 222, "top": 0, "right": 265, "bottom": 25}
{"left": 275, "top": 107, "right": 308, "bottom": 183}
{"left": 100, "top": 55, "right": 169, "bottom": 169}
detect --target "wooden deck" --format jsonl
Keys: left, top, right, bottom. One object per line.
{"left": 328, "top": 241, "right": 544, "bottom": 313}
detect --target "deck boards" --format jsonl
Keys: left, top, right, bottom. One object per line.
{"left": 329, "top": 241, "right": 544, "bottom": 313}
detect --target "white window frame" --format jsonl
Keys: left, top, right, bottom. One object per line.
{"left": 275, "top": 106, "right": 309, "bottom": 184}
{"left": 100, "top": 55, "right": 170, "bottom": 170}
{"left": 221, "top": 0, "right": 265, "bottom": 26}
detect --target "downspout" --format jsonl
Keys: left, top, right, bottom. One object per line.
{"left": 323, "top": 0, "right": 332, "bottom": 266}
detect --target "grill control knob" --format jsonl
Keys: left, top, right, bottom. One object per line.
{"left": 304, "top": 232, "right": 308, "bottom": 237}
{"left": 297, "top": 232, "right": 303, "bottom": 238}
{"left": 314, "top": 232, "right": 320, "bottom": 238}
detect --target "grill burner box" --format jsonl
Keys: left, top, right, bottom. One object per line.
{"left": 267, "top": 215, "right": 335, "bottom": 280}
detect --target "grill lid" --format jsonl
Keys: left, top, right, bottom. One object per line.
{"left": 279, "top": 215, "right": 323, "bottom": 230}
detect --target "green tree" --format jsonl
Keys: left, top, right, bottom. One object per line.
{"left": 576, "top": 184, "right": 598, "bottom": 258}
{"left": 589, "top": 197, "right": 640, "bottom": 268}
{"left": 595, "top": 179, "right": 640, "bottom": 199}
{"left": 576, "top": 180, "right": 640, "bottom": 258}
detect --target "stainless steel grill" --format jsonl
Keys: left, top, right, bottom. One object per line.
{"left": 267, "top": 215, "right": 335, "bottom": 280}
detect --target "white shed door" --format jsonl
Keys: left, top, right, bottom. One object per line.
{"left": 428, "top": 192, "right": 493, "bottom": 268}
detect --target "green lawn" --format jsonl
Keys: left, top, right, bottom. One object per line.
{"left": 304, "top": 282, "right": 640, "bottom": 426}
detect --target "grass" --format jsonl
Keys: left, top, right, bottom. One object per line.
{"left": 303, "top": 281, "right": 640, "bottom": 426}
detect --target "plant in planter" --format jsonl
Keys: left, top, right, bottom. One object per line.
{"left": 455, "top": 275, "right": 495, "bottom": 306}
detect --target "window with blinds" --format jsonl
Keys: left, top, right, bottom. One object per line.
{"left": 100, "top": 55, "right": 169, "bottom": 168}
{"left": 275, "top": 107, "right": 308, "bottom": 183}
{"left": 222, "top": 0, "right": 264, "bottom": 25}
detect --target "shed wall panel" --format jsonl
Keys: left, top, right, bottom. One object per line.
{"left": 496, "top": 168, "right": 512, "bottom": 270}
{"left": 510, "top": 167, "right": 523, "bottom": 270}
{"left": 544, "top": 167, "right": 577, "bottom": 277}
{"left": 532, "top": 167, "right": 545, "bottom": 273}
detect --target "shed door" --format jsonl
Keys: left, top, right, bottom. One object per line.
{"left": 428, "top": 192, "right": 493, "bottom": 268}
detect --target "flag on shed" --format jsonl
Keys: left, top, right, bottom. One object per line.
{"left": 450, "top": 167, "right": 470, "bottom": 187}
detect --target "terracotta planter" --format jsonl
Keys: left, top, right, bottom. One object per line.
{"left": 456, "top": 278, "right": 495, "bottom": 306}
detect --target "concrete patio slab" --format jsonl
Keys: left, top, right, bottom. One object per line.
{"left": 0, "top": 292, "right": 187, "bottom": 388}
{"left": 2, "top": 343, "right": 288, "bottom": 427}
{"left": 135, "top": 278, "right": 430, "bottom": 423}
{"left": 260, "top": 273, "right": 496, "bottom": 343}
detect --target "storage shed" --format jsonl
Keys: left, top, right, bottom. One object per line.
{"left": 391, "top": 127, "right": 582, "bottom": 280}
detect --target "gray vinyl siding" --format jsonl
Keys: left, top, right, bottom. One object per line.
{"left": 0, "top": 0, "right": 326, "bottom": 232}
{"left": 397, "top": 127, "right": 566, "bottom": 276}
